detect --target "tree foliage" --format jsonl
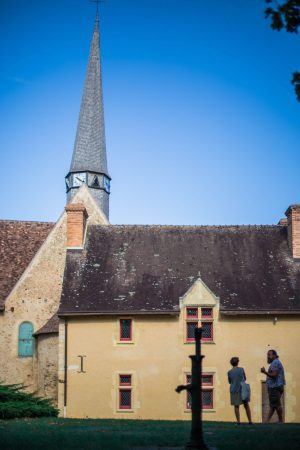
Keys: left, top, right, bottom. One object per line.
{"left": 265, "top": 0, "right": 300, "bottom": 100}
{"left": 265, "top": 0, "right": 300, "bottom": 32}
{"left": 0, "top": 383, "right": 58, "bottom": 419}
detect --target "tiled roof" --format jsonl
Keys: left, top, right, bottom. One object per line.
{"left": 59, "top": 224, "right": 300, "bottom": 315}
{"left": 34, "top": 313, "right": 59, "bottom": 336}
{"left": 0, "top": 220, "right": 54, "bottom": 309}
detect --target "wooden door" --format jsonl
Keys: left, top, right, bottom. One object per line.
{"left": 261, "top": 382, "right": 285, "bottom": 423}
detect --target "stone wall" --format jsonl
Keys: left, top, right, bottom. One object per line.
{"left": 0, "top": 211, "right": 67, "bottom": 393}
{"left": 0, "top": 185, "right": 108, "bottom": 401}
{"left": 36, "top": 334, "right": 58, "bottom": 401}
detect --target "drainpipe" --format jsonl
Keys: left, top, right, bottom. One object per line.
{"left": 64, "top": 318, "right": 68, "bottom": 418}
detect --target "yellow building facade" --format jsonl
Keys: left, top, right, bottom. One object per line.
{"left": 59, "top": 317, "right": 300, "bottom": 422}
{"left": 58, "top": 276, "right": 300, "bottom": 422}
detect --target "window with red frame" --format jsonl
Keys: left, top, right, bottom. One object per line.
{"left": 120, "top": 374, "right": 131, "bottom": 386}
{"left": 185, "top": 307, "right": 214, "bottom": 342}
{"left": 186, "top": 321, "right": 198, "bottom": 341}
{"left": 187, "top": 307, "right": 198, "bottom": 318}
{"left": 202, "top": 389, "right": 213, "bottom": 409}
{"left": 119, "top": 374, "right": 132, "bottom": 409}
{"left": 201, "top": 321, "right": 213, "bottom": 341}
{"left": 186, "top": 373, "right": 214, "bottom": 410}
{"left": 202, "top": 374, "right": 213, "bottom": 386}
{"left": 201, "top": 307, "right": 213, "bottom": 318}
{"left": 120, "top": 319, "right": 132, "bottom": 341}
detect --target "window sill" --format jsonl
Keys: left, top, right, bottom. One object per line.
{"left": 116, "top": 409, "right": 134, "bottom": 413}
{"left": 184, "top": 409, "right": 216, "bottom": 413}
{"left": 184, "top": 341, "right": 215, "bottom": 345}
{"left": 116, "top": 341, "right": 135, "bottom": 345}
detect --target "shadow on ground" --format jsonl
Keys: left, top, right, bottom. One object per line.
{"left": 0, "top": 418, "right": 299, "bottom": 450}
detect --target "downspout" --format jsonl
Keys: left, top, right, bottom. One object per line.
{"left": 64, "top": 318, "right": 68, "bottom": 418}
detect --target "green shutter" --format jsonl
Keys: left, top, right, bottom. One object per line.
{"left": 18, "top": 322, "right": 34, "bottom": 357}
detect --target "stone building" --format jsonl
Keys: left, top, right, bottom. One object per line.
{"left": 1, "top": 12, "right": 300, "bottom": 423}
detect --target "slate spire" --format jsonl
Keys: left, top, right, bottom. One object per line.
{"left": 66, "top": 12, "right": 111, "bottom": 218}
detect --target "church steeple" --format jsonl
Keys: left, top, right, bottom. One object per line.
{"left": 65, "top": 11, "right": 111, "bottom": 218}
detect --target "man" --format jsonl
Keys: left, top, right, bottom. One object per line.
{"left": 261, "top": 349, "right": 285, "bottom": 423}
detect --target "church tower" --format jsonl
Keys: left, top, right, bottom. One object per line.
{"left": 65, "top": 12, "right": 111, "bottom": 218}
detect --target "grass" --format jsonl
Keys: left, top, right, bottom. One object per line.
{"left": 0, "top": 418, "right": 300, "bottom": 449}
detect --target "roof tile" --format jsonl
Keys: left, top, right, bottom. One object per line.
{"left": 0, "top": 220, "right": 54, "bottom": 309}
{"left": 59, "top": 224, "right": 300, "bottom": 315}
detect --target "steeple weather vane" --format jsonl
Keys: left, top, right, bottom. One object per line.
{"left": 90, "top": 0, "right": 105, "bottom": 14}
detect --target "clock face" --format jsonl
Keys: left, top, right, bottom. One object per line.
{"left": 103, "top": 176, "right": 110, "bottom": 193}
{"left": 91, "top": 175, "right": 100, "bottom": 188}
{"left": 73, "top": 173, "right": 86, "bottom": 187}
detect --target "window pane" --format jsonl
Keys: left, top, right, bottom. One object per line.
{"left": 119, "top": 389, "right": 131, "bottom": 409}
{"left": 187, "top": 322, "right": 197, "bottom": 340}
{"left": 187, "top": 390, "right": 192, "bottom": 409}
{"left": 120, "top": 319, "right": 131, "bottom": 340}
{"left": 201, "top": 308, "right": 212, "bottom": 318}
{"left": 201, "top": 322, "right": 213, "bottom": 340}
{"left": 202, "top": 374, "right": 213, "bottom": 385}
{"left": 185, "top": 375, "right": 213, "bottom": 410}
{"left": 202, "top": 389, "right": 213, "bottom": 409}
{"left": 187, "top": 307, "right": 198, "bottom": 318}
{"left": 186, "top": 375, "right": 192, "bottom": 409}
{"left": 120, "top": 375, "right": 131, "bottom": 386}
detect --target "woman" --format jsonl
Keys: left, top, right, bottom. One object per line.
{"left": 228, "top": 356, "right": 252, "bottom": 424}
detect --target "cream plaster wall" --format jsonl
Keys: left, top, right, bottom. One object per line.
{"left": 60, "top": 279, "right": 300, "bottom": 422}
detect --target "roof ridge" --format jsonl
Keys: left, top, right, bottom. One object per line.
{"left": 0, "top": 219, "right": 54, "bottom": 225}
{"left": 88, "top": 224, "right": 282, "bottom": 229}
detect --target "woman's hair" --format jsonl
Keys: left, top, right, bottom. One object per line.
{"left": 230, "top": 357, "right": 239, "bottom": 367}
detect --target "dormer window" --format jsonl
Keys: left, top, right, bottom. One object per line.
{"left": 185, "top": 307, "right": 214, "bottom": 342}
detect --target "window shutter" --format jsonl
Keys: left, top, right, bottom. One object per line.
{"left": 18, "top": 322, "right": 34, "bottom": 357}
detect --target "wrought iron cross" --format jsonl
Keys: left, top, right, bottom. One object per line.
{"left": 91, "top": 0, "right": 105, "bottom": 14}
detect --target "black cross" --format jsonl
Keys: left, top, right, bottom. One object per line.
{"left": 90, "top": 0, "right": 105, "bottom": 14}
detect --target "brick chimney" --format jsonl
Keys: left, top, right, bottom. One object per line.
{"left": 285, "top": 204, "right": 300, "bottom": 259}
{"left": 65, "top": 203, "right": 88, "bottom": 248}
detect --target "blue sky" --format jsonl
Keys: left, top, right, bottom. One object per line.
{"left": 0, "top": 0, "right": 300, "bottom": 225}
